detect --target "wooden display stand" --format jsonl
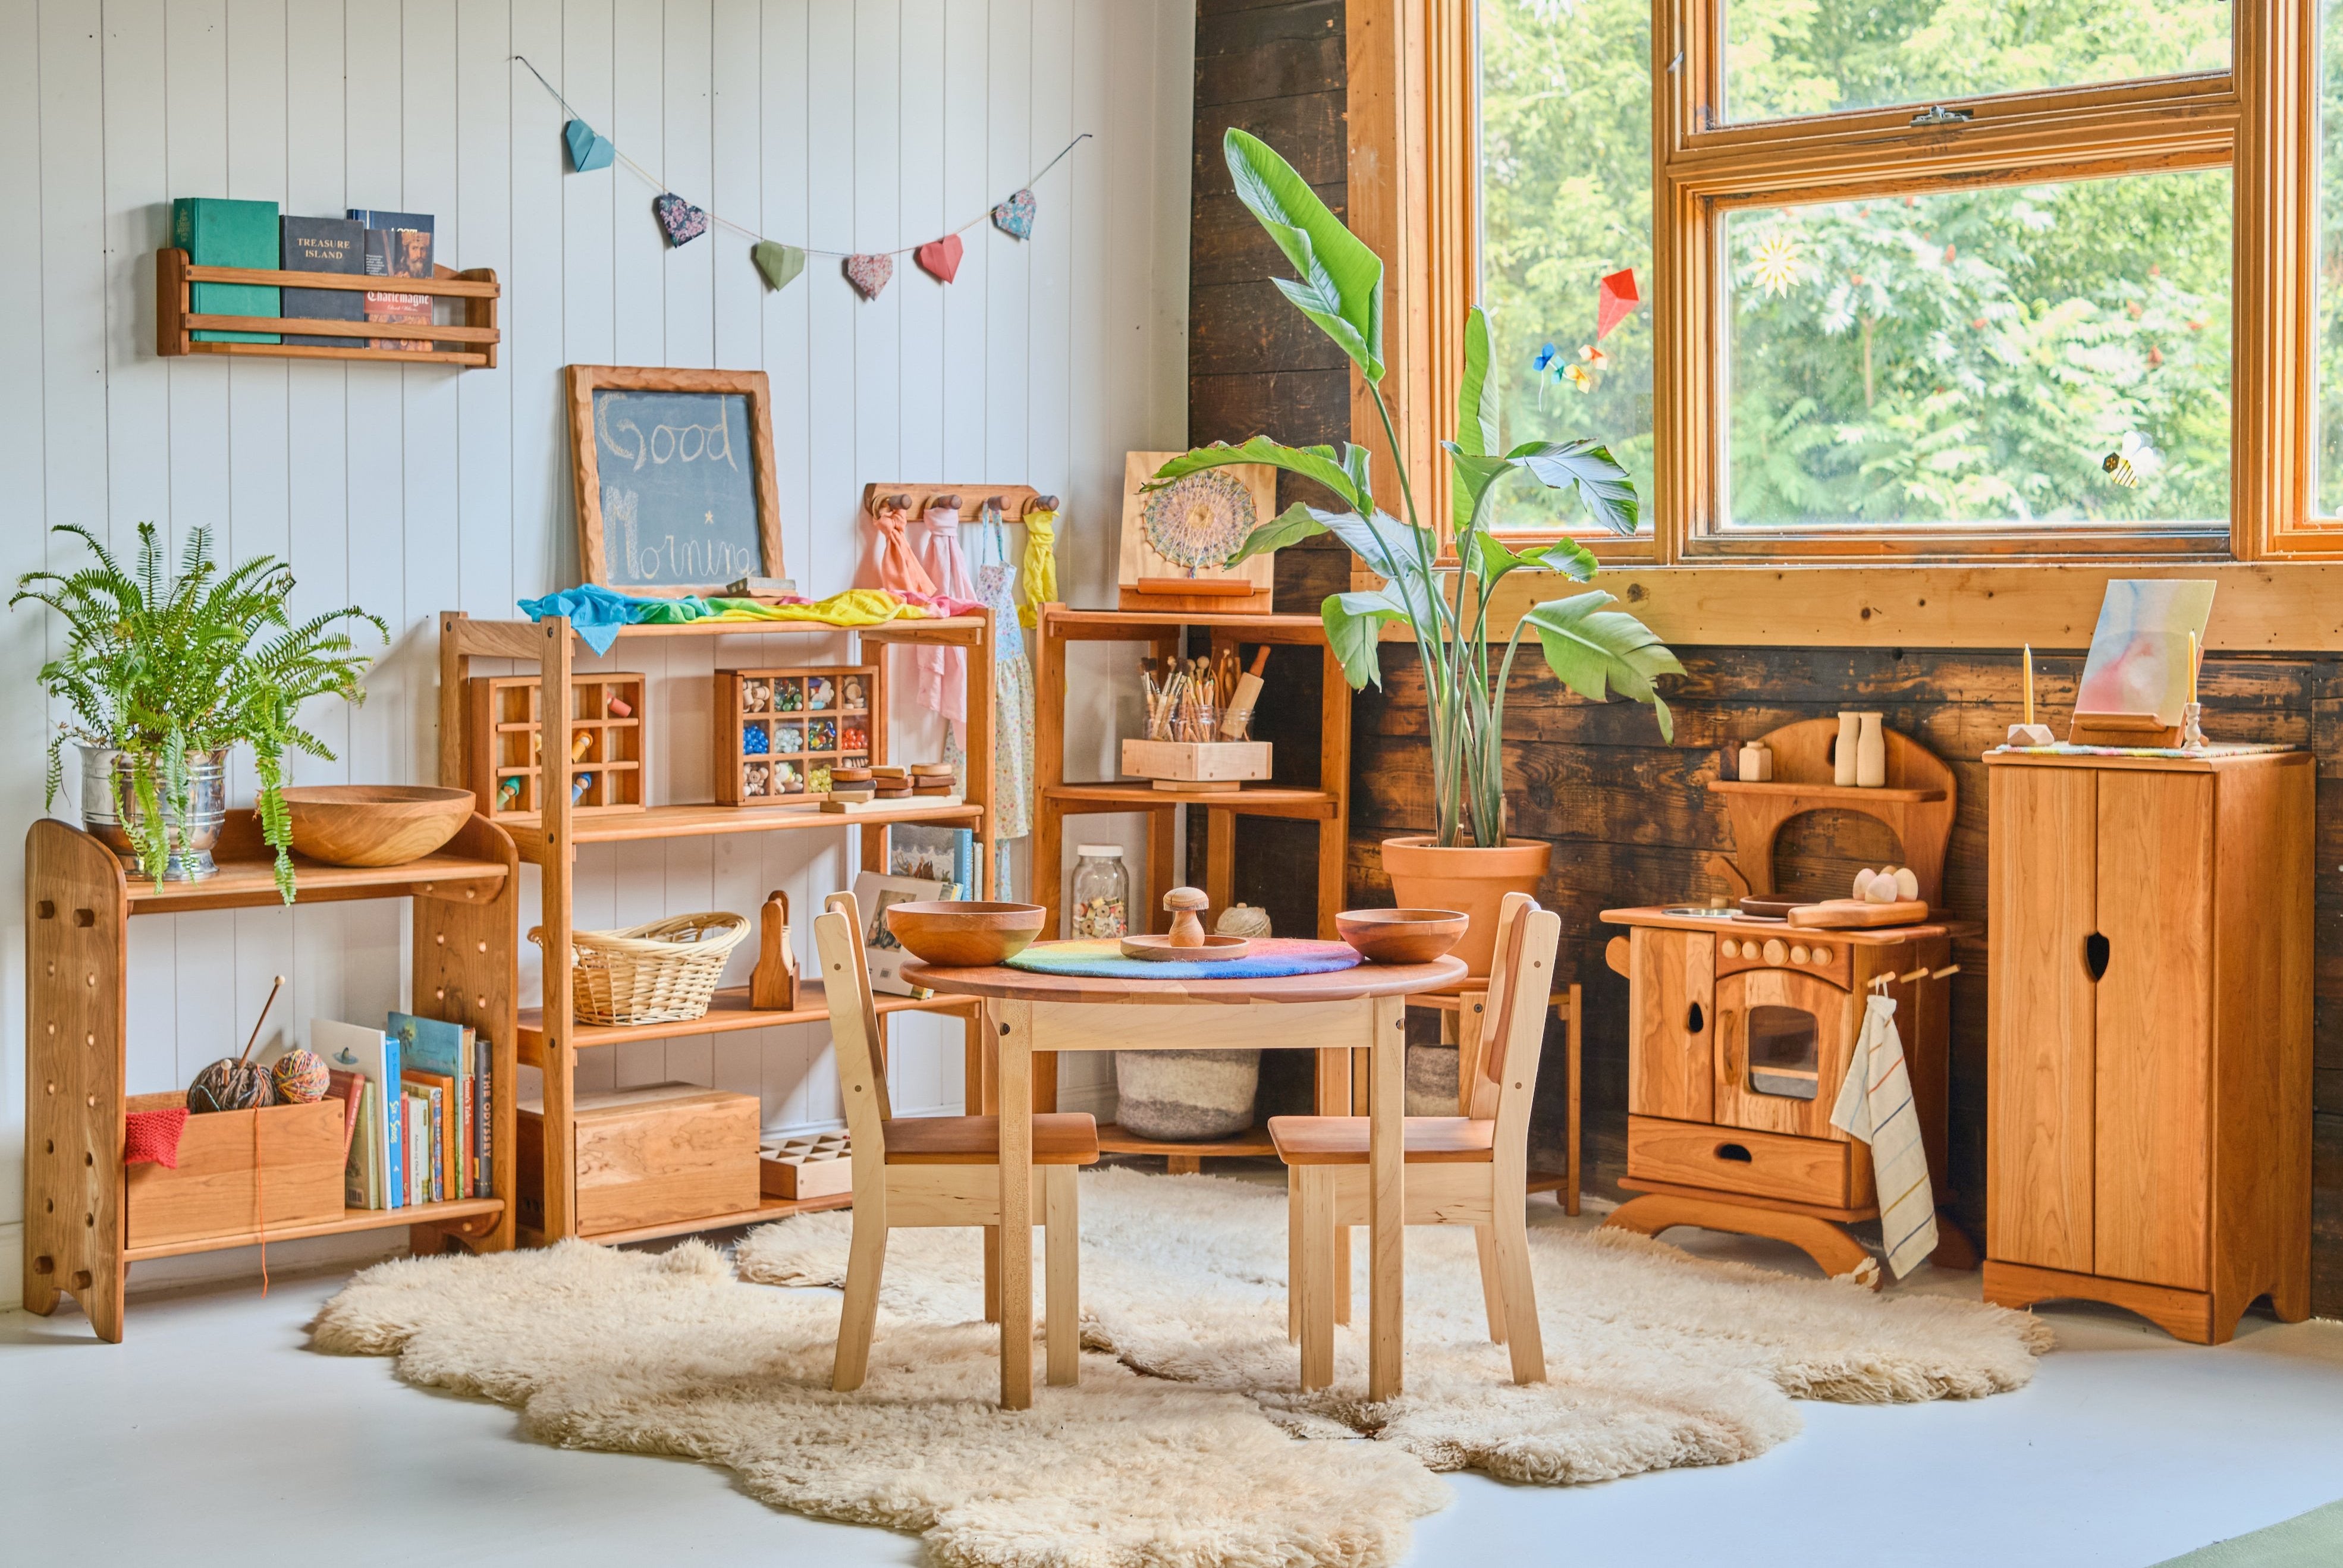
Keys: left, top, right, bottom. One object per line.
{"left": 1982, "top": 747, "right": 2312, "bottom": 1341}
{"left": 1599, "top": 719, "right": 1970, "bottom": 1283}
{"left": 1115, "top": 453, "right": 1276, "bottom": 615}
{"left": 464, "top": 672, "right": 647, "bottom": 818}
{"left": 1029, "top": 604, "right": 1352, "bottom": 1162}
{"left": 23, "top": 810, "right": 519, "bottom": 1342}
{"left": 436, "top": 608, "right": 997, "bottom": 1245}
{"left": 156, "top": 247, "right": 500, "bottom": 368}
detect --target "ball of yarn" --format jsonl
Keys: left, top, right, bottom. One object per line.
{"left": 1216, "top": 902, "right": 1273, "bottom": 939}
{"left": 271, "top": 1047, "right": 331, "bottom": 1104}
{"left": 187, "top": 1058, "right": 276, "bottom": 1114}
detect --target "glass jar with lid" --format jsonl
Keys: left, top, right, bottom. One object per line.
{"left": 1069, "top": 844, "right": 1130, "bottom": 938}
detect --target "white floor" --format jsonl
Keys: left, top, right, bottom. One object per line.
{"left": 7, "top": 1212, "right": 2342, "bottom": 1568}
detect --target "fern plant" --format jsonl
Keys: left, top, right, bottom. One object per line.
{"left": 1149, "top": 130, "right": 1682, "bottom": 849}
{"left": 11, "top": 523, "right": 387, "bottom": 900}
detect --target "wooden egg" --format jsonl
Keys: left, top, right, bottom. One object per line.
{"left": 271, "top": 1047, "right": 331, "bottom": 1104}
{"left": 188, "top": 1058, "right": 276, "bottom": 1114}
{"left": 1852, "top": 868, "right": 1877, "bottom": 900}
{"left": 1893, "top": 866, "right": 1920, "bottom": 901}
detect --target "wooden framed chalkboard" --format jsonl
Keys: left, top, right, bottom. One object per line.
{"left": 565, "top": 365, "right": 785, "bottom": 596}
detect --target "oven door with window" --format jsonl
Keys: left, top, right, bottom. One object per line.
{"left": 1712, "top": 967, "right": 1857, "bottom": 1142}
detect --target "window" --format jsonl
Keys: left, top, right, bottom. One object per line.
{"left": 1443, "top": 0, "right": 2316, "bottom": 560}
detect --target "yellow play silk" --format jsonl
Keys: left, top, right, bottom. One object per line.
{"left": 693, "top": 587, "right": 941, "bottom": 628}
{"left": 1019, "top": 507, "right": 1058, "bottom": 628}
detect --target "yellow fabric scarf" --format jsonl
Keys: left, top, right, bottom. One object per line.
{"left": 1018, "top": 507, "right": 1058, "bottom": 628}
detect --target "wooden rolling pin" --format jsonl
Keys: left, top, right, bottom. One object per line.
{"left": 1219, "top": 646, "right": 1271, "bottom": 739}
{"left": 1787, "top": 898, "right": 1929, "bottom": 929}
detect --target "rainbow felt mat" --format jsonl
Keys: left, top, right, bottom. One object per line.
{"left": 1004, "top": 937, "right": 1364, "bottom": 981}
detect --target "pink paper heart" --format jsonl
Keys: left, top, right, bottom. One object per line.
{"left": 843, "top": 253, "right": 893, "bottom": 300}
{"left": 915, "top": 234, "right": 963, "bottom": 284}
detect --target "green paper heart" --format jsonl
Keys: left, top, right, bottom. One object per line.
{"left": 752, "top": 241, "right": 805, "bottom": 293}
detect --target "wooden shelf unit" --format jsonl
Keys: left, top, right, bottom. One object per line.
{"left": 156, "top": 247, "right": 501, "bottom": 367}
{"left": 438, "top": 608, "right": 997, "bottom": 1245}
{"left": 23, "top": 810, "right": 520, "bottom": 1341}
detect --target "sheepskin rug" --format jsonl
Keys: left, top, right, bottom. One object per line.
{"left": 312, "top": 1168, "right": 2048, "bottom": 1566}
{"left": 736, "top": 1168, "right": 2050, "bottom": 1484}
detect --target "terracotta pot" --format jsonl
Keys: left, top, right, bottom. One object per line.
{"left": 1379, "top": 835, "right": 1552, "bottom": 976}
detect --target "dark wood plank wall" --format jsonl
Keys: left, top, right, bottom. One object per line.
{"left": 1186, "top": 1, "right": 2343, "bottom": 1312}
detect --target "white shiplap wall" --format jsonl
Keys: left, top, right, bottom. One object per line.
{"left": 0, "top": 0, "right": 1192, "bottom": 1307}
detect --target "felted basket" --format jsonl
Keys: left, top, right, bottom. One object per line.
{"left": 530, "top": 911, "right": 751, "bottom": 1026}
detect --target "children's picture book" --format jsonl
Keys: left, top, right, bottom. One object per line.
{"left": 889, "top": 825, "right": 976, "bottom": 898}
{"left": 392, "top": 1012, "right": 486, "bottom": 1201}
{"left": 172, "top": 196, "right": 279, "bottom": 342}
{"left": 279, "top": 215, "right": 367, "bottom": 345}
{"left": 851, "top": 869, "right": 955, "bottom": 994}
{"left": 316, "top": 1017, "right": 400, "bottom": 1209}
{"left": 358, "top": 212, "right": 435, "bottom": 350}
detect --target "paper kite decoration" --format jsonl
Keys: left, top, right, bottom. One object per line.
{"left": 915, "top": 234, "right": 964, "bottom": 284}
{"left": 992, "top": 188, "right": 1037, "bottom": 240}
{"left": 564, "top": 118, "right": 615, "bottom": 173}
{"left": 1596, "top": 268, "right": 1640, "bottom": 339}
{"left": 752, "top": 241, "right": 805, "bottom": 293}
{"left": 654, "top": 193, "right": 709, "bottom": 247}
{"left": 844, "top": 253, "right": 894, "bottom": 300}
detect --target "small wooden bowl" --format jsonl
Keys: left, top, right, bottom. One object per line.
{"left": 883, "top": 901, "right": 1046, "bottom": 966}
{"left": 1120, "top": 932, "right": 1252, "bottom": 962}
{"left": 1337, "top": 908, "right": 1469, "bottom": 965}
{"left": 281, "top": 785, "right": 475, "bottom": 868}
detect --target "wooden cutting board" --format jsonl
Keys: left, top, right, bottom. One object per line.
{"left": 1787, "top": 898, "right": 1929, "bottom": 929}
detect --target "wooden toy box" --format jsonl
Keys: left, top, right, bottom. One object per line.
{"left": 517, "top": 1083, "right": 760, "bottom": 1238}
{"left": 122, "top": 1092, "right": 345, "bottom": 1252}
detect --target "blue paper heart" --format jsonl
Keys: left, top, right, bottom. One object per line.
{"left": 991, "top": 188, "right": 1036, "bottom": 240}
{"left": 564, "top": 118, "right": 615, "bottom": 173}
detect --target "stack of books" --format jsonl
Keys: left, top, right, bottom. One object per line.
{"left": 169, "top": 197, "right": 438, "bottom": 348}
{"left": 313, "top": 1011, "right": 493, "bottom": 1211}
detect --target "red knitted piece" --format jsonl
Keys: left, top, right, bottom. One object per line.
{"left": 124, "top": 1107, "right": 190, "bottom": 1168}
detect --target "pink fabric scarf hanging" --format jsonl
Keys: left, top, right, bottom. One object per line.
{"left": 912, "top": 498, "right": 974, "bottom": 723}
{"left": 868, "top": 494, "right": 936, "bottom": 597}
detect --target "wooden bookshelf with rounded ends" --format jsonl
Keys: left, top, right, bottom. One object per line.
{"left": 437, "top": 609, "right": 997, "bottom": 1246}
{"left": 155, "top": 247, "right": 500, "bottom": 367}
{"left": 21, "top": 810, "right": 520, "bottom": 1343}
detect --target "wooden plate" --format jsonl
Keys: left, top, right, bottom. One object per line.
{"left": 1738, "top": 896, "right": 1801, "bottom": 919}
{"left": 1119, "top": 933, "right": 1252, "bottom": 962}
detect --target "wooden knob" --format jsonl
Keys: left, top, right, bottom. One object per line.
{"left": 1720, "top": 938, "right": 1739, "bottom": 959}
{"left": 1790, "top": 944, "right": 1810, "bottom": 965}
{"left": 1763, "top": 938, "right": 1788, "bottom": 966}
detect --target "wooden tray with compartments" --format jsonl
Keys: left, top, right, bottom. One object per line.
{"left": 465, "top": 673, "right": 646, "bottom": 818}
{"left": 714, "top": 665, "right": 880, "bottom": 806}
{"left": 759, "top": 1132, "right": 852, "bottom": 1198}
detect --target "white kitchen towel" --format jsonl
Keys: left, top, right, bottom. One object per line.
{"left": 1831, "top": 992, "right": 1939, "bottom": 1278}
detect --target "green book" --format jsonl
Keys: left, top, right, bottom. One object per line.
{"left": 171, "top": 196, "right": 279, "bottom": 342}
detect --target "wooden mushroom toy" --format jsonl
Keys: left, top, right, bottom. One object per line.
{"left": 1164, "top": 887, "right": 1211, "bottom": 948}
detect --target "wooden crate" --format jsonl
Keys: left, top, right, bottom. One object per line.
{"left": 122, "top": 1092, "right": 345, "bottom": 1251}
{"left": 714, "top": 665, "right": 879, "bottom": 806}
{"left": 1121, "top": 738, "right": 1272, "bottom": 784}
{"left": 464, "top": 673, "right": 646, "bottom": 819}
{"left": 518, "top": 1083, "right": 759, "bottom": 1237}
{"left": 759, "top": 1132, "right": 852, "bottom": 1198}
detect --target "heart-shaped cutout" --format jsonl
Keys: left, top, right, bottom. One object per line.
{"left": 991, "top": 188, "right": 1035, "bottom": 240}
{"left": 654, "top": 192, "right": 709, "bottom": 247}
{"left": 843, "top": 253, "right": 893, "bottom": 300}
{"left": 914, "top": 234, "right": 963, "bottom": 284}
{"left": 564, "top": 118, "right": 615, "bottom": 172}
{"left": 752, "top": 241, "right": 805, "bottom": 292}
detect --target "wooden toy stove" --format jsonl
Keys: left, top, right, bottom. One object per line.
{"left": 1600, "top": 719, "right": 1975, "bottom": 1283}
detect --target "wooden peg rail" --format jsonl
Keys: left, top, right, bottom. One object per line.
{"left": 860, "top": 483, "right": 1047, "bottom": 521}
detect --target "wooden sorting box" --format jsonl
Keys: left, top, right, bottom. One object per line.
{"left": 759, "top": 1132, "right": 852, "bottom": 1199}
{"left": 122, "top": 1093, "right": 346, "bottom": 1252}
{"left": 714, "top": 665, "right": 878, "bottom": 805}
{"left": 464, "top": 673, "right": 646, "bottom": 818}
{"left": 518, "top": 1083, "right": 759, "bottom": 1237}
{"left": 1120, "top": 738, "right": 1272, "bottom": 788}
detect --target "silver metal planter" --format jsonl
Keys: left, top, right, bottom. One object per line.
{"left": 79, "top": 744, "right": 229, "bottom": 880}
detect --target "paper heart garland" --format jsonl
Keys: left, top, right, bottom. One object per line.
{"left": 654, "top": 193, "right": 709, "bottom": 247}
{"left": 914, "top": 234, "right": 963, "bottom": 284}
{"left": 752, "top": 241, "right": 805, "bottom": 292}
{"left": 844, "top": 253, "right": 893, "bottom": 300}
{"left": 991, "top": 188, "right": 1036, "bottom": 240}
{"left": 564, "top": 118, "right": 615, "bottom": 173}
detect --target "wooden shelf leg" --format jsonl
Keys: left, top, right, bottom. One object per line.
{"left": 1605, "top": 1193, "right": 1881, "bottom": 1288}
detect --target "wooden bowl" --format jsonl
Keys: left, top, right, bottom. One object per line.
{"left": 1337, "top": 908, "right": 1469, "bottom": 965}
{"left": 281, "top": 785, "right": 475, "bottom": 868}
{"left": 1119, "top": 932, "right": 1252, "bottom": 962}
{"left": 883, "top": 901, "right": 1046, "bottom": 967}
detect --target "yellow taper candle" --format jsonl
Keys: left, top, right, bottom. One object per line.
{"left": 2022, "top": 643, "right": 2034, "bottom": 728}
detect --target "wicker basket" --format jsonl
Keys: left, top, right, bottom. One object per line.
{"left": 530, "top": 911, "right": 752, "bottom": 1026}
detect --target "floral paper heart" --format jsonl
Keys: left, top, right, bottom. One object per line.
{"left": 563, "top": 118, "right": 615, "bottom": 172}
{"left": 752, "top": 241, "right": 805, "bottom": 292}
{"left": 991, "top": 188, "right": 1036, "bottom": 240}
{"left": 843, "top": 253, "right": 893, "bottom": 300}
{"left": 654, "top": 192, "right": 708, "bottom": 247}
{"left": 914, "top": 234, "right": 963, "bottom": 284}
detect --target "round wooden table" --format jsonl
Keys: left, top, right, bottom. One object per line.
{"left": 902, "top": 950, "right": 1466, "bottom": 1409}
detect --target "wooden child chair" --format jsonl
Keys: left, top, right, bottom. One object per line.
{"left": 815, "top": 893, "right": 1101, "bottom": 1394}
{"left": 1270, "top": 891, "right": 1561, "bottom": 1390}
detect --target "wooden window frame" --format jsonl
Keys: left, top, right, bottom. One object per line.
{"left": 1355, "top": 0, "right": 2326, "bottom": 566}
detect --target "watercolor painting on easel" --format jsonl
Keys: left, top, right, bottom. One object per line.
{"left": 2074, "top": 580, "right": 2216, "bottom": 726}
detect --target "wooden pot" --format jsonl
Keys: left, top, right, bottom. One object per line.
{"left": 1379, "top": 835, "right": 1551, "bottom": 976}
